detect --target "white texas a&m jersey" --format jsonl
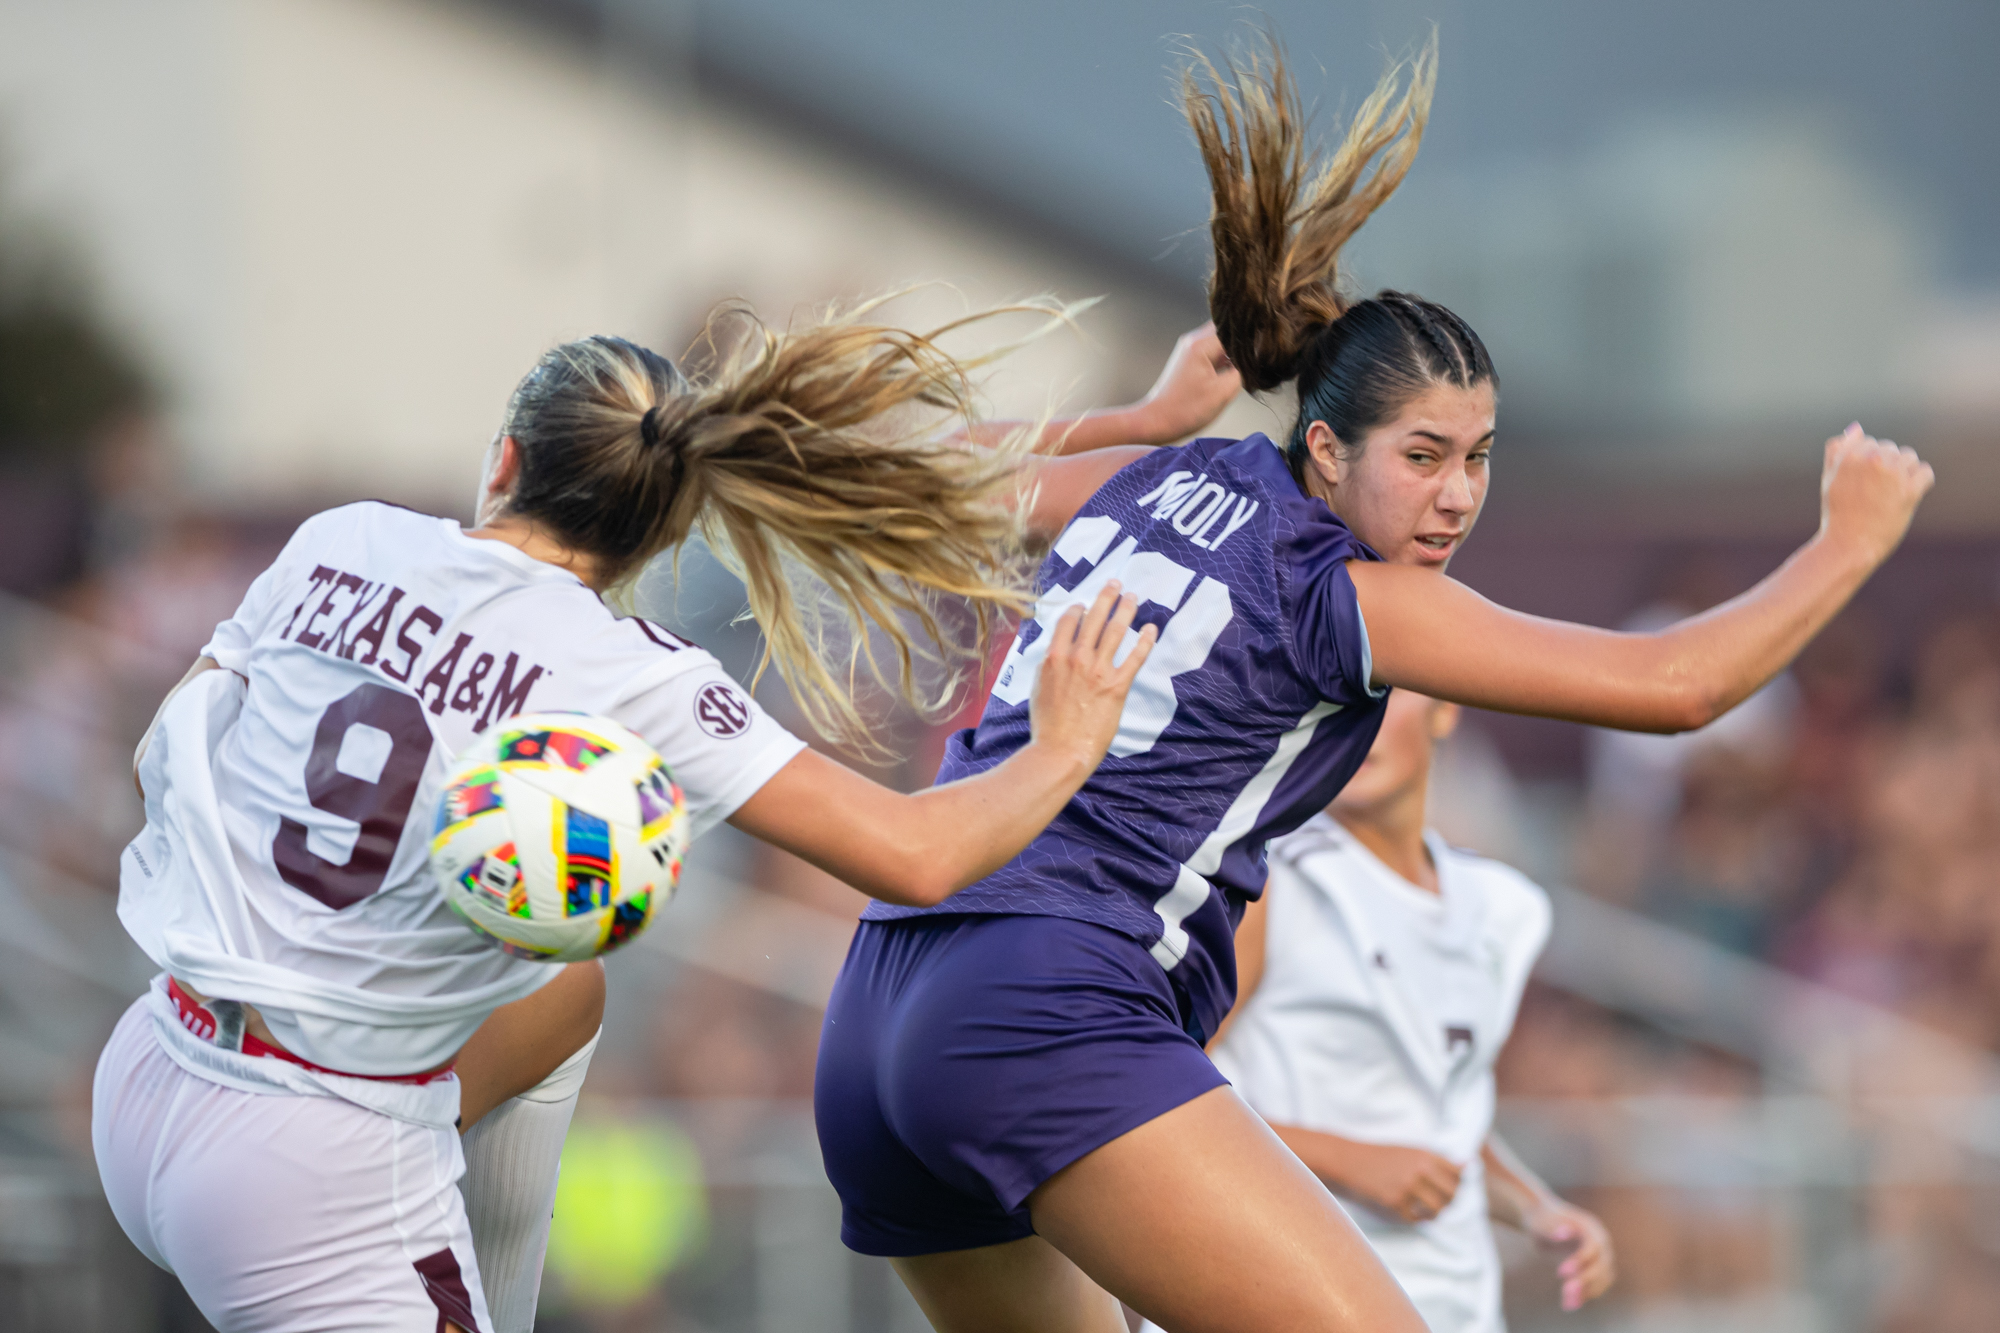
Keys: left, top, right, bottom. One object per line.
{"left": 120, "top": 502, "right": 804, "bottom": 1078}
{"left": 1212, "top": 815, "right": 1550, "bottom": 1333}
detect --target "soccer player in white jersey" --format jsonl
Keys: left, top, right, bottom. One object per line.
{"left": 1195, "top": 689, "right": 1615, "bottom": 1332}
{"left": 89, "top": 303, "right": 1245, "bottom": 1333}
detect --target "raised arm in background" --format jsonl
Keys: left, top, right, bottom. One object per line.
{"left": 960, "top": 323, "right": 1239, "bottom": 457}
{"left": 972, "top": 323, "right": 1242, "bottom": 547}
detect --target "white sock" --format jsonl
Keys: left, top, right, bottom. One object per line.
{"left": 460, "top": 1028, "right": 599, "bottom": 1333}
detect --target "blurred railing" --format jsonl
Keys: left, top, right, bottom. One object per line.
{"left": 1495, "top": 1094, "right": 2000, "bottom": 1333}
{"left": 4, "top": 1086, "right": 1997, "bottom": 1333}
{"left": 520, "top": 1090, "right": 2000, "bottom": 1333}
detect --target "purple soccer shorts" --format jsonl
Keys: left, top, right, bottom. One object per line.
{"left": 814, "top": 913, "right": 1228, "bottom": 1256}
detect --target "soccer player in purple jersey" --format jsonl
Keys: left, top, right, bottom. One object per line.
{"left": 813, "top": 35, "right": 1935, "bottom": 1333}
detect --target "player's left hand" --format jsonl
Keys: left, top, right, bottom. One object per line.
{"left": 1131, "top": 323, "right": 1241, "bottom": 443}
{"left": 1029, "top": 581, "right": 1156, "bottom": 769}
{"left": 1523, "top": 1197, "right": 1615, "bottom": 1312}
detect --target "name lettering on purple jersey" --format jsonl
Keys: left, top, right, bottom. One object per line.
{"left": 1135, "top": 471, "right": 1261, "bottom": 551}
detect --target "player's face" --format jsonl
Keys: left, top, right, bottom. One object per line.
{"left": 1331, "top": 689, "right": 1458, "bottom": 814}
{"left": 1304, "top": 381, "right": 1495, "bottom": 570}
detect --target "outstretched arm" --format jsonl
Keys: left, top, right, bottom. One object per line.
{"left": 963, "top": 323, "right": 1240, "bottom": 456}
{"left": 1352, "top": 426, "right": 1932, "bottom": 732}
{"left": 993, "top": 325, "right": 1241, "bottom": 546}
{"left": 729, "top": 583, "right": 1157, "bottom": 907}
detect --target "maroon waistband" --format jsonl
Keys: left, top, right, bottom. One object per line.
{"left": 166, "top": 978, "right": 456, "bottom": 1086}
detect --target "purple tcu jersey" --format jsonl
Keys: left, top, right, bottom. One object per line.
{"left": 864, "top": 434, "right": 1388, "bottom": 1041}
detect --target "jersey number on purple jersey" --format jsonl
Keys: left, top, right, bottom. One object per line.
{"left": 992, "top": 516, "right": 1235, "bottom": 757}
{"left": 272, "top": 683, "right": 434, "bottom": 910}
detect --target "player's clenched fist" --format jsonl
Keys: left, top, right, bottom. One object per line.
{"left": 1131, "top": 321, "right": 1244, "bottom": 443}
{"left": 1345, "top": 1143, "right": 1464, "bottom": 1225}
{"left": 1030, "top": 581, "right": 1157, "bottom": 768}
{"left": 1819, "top": 422, "right": 1934, "bottom": 565}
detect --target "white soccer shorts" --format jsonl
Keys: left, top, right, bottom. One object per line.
{"left": 92, "top": 998, "right": 493, "bottom": 1332}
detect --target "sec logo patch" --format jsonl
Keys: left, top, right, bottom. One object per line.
{"left": 694, "top": 681, "right": 752, "bottom": 738}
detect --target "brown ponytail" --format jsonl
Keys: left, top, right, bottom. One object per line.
{"left": 1183, "top": 31, "right": 1437, "bottom": 392}
{"left": 498, "top": 298, "right": 1076, "bottom": 749}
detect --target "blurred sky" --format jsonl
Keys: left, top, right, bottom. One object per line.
{"left": 611, "top": 0, "right": 2000, "bottom": 292}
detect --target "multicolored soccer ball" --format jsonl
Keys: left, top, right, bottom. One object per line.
{"left": 431, "top": 712, "right": 688, "bottom": 963}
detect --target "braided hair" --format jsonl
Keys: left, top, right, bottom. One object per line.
{"left": 1289, "top": 290, "right": 1495, "bottom": 465}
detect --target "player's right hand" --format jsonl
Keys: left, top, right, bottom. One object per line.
{"left": 1029, "top": 581, "right": 1156, "bottom": 768}
{"left": 1818, "top": 422, "right": 1933, "bottom": 566}
{"left": 1347, "top": 1144, "right": 1464, "bottom": 1225}
{"left": 1130, "top": 322, "right": 1242, "bottom": 444}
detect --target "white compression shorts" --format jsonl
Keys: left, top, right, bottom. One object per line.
{"left": 92, "top": 998, "right": 493, "bottom": 1332}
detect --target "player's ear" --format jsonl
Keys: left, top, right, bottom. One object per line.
{"left": 1429, "top": 700, "right": 1460, "bottom": 742}
{"left": 1304, "top": 420, "right": 1346, "bottom": 489}
{"left": 484, "top": 435, "right": 523, "bottom": 505}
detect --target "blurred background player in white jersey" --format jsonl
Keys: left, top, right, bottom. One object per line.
{"left": 1194, "top": 689, "right": 1614, "bottom": 1333}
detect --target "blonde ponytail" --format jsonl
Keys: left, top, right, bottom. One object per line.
{"left": 498, "top": 297, "right": 1080, "bottom": 749}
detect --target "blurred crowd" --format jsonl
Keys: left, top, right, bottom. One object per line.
{"left": 0, "top": 432, "right": 274, "bottom": 885}
{"left": 1486, "top": 581, "right": 2000, "bottom": 1331}
{"left": 1575, "top": 593, "right": 2000, "bottom": 1034}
